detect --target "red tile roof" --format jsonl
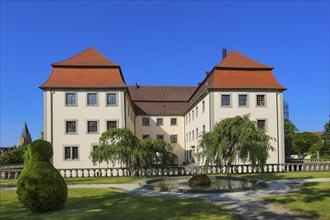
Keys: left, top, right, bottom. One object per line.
{"left": 40, "top": 48, "right": 126, "bottom": 89}
{"left": 52, "top": 47, "right": 120, "bottom": 67}
{"left": 210, "top": 69, "right": 286, "bottom": 90}
{"left": 216, "top": 50, "right": 273, "bottom": 69}
{"left": 40, "top": 68, "right": 126, "bottom": 88}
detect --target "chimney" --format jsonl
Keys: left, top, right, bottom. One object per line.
{"left": 222, "top": 48, "right": 227, "bottom": 60}
{"left": 135, "top": 83, "right": 139, "bottom": 89}
{"left": 198, "top": 82, "right": 201, "bottom": 86}
{"left": 205, "top": 71, "right": 210, "bottom": 76}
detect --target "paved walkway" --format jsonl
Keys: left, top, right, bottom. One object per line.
{"left": 2, "top": 178, "right": 329, "bottom": 220}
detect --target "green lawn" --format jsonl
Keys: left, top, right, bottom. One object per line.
{"left": 0, "top": 176, "right": 148, "bottom": 187}
{"left": 232, "top": 172, "right": 330, "bottom": 181}
{"left": 264, "top": 181, "right": 330, "bottom": 220}
{"left": 0, "top": 188, "right": 235, "bottom": 220}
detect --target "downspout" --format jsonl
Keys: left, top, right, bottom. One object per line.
{"left": 50, "top": 90, "right": 54, "bottom": 164}
{"left": 276, "top": 92, "right": 280, "bottom": 164}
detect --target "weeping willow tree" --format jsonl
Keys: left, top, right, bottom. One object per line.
{"left": 139, "top": 138, "right": 173, "bottom": 168}
{"left": 198, "top": 115, "right": 274, "bottom": 175}
{"left": 90, "top": 128, "right": 174, "bottom": 176}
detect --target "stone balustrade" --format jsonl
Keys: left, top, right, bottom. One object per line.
{"left": 1, "top": 162, "right": 329, "bottom": 180}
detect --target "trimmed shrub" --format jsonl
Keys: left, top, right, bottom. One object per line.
{"left": 16, "top": 140, "right": 67, "bottom": 212}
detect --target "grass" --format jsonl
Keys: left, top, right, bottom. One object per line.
{"left": 0, "top": 176, "right": 148, "bottom": 187}
{"left": 0, "top": 188, "right": 236, "bottom": 220}
{"left": 231, "top": 172, "right": 330, "bottom": 181}
{"left": 264, "top": 181, "right": 330, "bottom": 220}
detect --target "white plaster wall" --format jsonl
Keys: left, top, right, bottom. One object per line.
{"left": 211, "top": 90, "right": 285, "bottom": 164}
{"left": 184, "top": 94, "right": 210, "bottom": 165}
{"left": 44, "top": 89, "right": 126, "bottom": 169}
{"left": 135, "top": 116, "right": 185, "bottom": 165}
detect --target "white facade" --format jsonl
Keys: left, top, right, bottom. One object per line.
{"left": 41, "top": 48, "right": 286, "bottom": 169}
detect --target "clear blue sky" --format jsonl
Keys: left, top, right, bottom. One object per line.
{"left": 1, "top": 1, "right": 329, "bottom": 147}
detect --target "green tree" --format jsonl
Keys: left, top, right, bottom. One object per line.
{"left": 198, "top": 115, "right": 273, "bottom": 175}
{"left": 90, "top": 128, "right": 174, "bottom": 176}
{"left": 321, "top": 120, "right": 330, "bottom": 155}
{"left": 139, "top": 138, "right": 173, "bottom": 167}
{"left": 0, "top": 145, "right": 26, "bottom": 165}
{"left": 291, "top": 132, "right": 321, "bottom": 157}
{"left": 284, "top": 119, "right": 299, "bottom": 157}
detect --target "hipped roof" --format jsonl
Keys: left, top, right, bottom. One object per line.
{"left": 40, "top": 48, "right": 126, "bottom": 89}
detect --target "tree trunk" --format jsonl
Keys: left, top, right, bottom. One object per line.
{"left": 135, "top": 158, "right": 140, "bottom": 177}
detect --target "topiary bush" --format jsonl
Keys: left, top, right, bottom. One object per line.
{"left": 16, "top": 140, "right": 67, "bottom": 212}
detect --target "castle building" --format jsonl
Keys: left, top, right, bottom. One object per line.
{"left": 40, "top": 48, "right": 286, "bottom": 169}
{"left": 20, "top": 122, "right": 32, "bottom": 146}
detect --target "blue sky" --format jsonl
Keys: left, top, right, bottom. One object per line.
{"left": 1, "top": 1, "right": 329, "bottom": 147}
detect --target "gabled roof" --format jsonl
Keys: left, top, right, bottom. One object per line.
{"left": 52, "top": 47, "right": 120, "bottom": 67}
{"left": 133, "top": 101, "right": 188, "bottom": 115}
{"left": 215, "top": 50, "right": 273, "bottom": 69}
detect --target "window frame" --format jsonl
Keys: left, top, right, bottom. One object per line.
{"left": 171, "top": 118, "right": 177, "bottom": 126}
{"left": 142, "top": 117, "right": 150, "bottom": 126}
{"left": 106, "top": 120, "right": 118, "bottom": 130}
{"left": 87, "top": 92, "right": 98, "bottom": 106}
{"left": 87, "top": 120, "right": 98, "bottom": 134}
{"left": 170, "top": 135, "right": 178, "bottom": 143}
{"left": 156, "top": 134, "right": 164, "bottom": 140}
{"left": 65, "top": 92, "right": 77, "bottom": 106}
{"left": 65, "top": 120, "right": 78, "bottom": 134}
{"left": 238, "top": 94, "right": 248, "bottom": 107}
{"left": 142, "top": 134, "right": 150, "bottom": 139}
{"left": 156, "top": 118, "right": 163, "bottom": 126}
{"left": 256, "top": 94, "right": 267, "bottom": 107}
{"left": 106, "top": 93, "right": 117, "bottom": 106}
{"left": 257, "top": 119, "right": 267, "bottom": 131}
{"left": 221, "top": 94, "right": 232, "bottom": 107}
{"left": 63, "top": 145, "right": 79, "bottom": 160}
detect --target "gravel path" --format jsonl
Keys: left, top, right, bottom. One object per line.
{"left": 2, "top": 178, "right": 329, "bottom": 219}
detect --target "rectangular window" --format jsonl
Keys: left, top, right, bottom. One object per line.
{"left": 142, "top": 118, "right": 150, "bottom": 126}
{"left": 221, "top": 95, "right": 231, "bottom": 106}
{"left": 189, "top": 132, "right": 191, "bottom": 142}
{"left": 66, "top": 93, "right": 76, "bottom": 106}
{"left": 196, "top": 128, "right": 199, "bottom": 139}
{"left": 189, "top": 113, "right": 191, "bottom": 122}
{"left": 107, "top": 121, "right": 117, "bottom": 130}
{"left": 156, "top": 134, "right": 164, "bottom": 140}
{"left": 64, "top": 146, "right": 78, "bottom": 160}
{"left": 171, "top": 118, "right": 177, "bottom": 126}
{"left": 202, "top": 125, "right": 206, "bottom": 133}
{"left": 192, "top": 130, "right": 195, "bottom": 141}
{"left": 185, "top": 116, "right": 188, "bottom": 124}
{"left": 87, "top": 121, "right": 98, "bottom": 133}
{"left": 87, "top": 93, "right": 97, "bottom": 106}
{"left": 239, "top": 95, "right": 248, "bottom": 106}
{"left": 186, "top": 133, "right": 188, "bottom": 143}
{"left": 202, "top": 101, "right": 205, "bottom": 113}
{"left": 257, "top": 120, "right": 266, "bottom": 130}
{"left": 156, "top": 118, "right": 163, "bottom": 126}
{"left": 192, "top": 110, "right": 194, "bottom": 120}
{"left": 106, "top": 93, "right": 117, "bottom": 106}
{"left": 92, "top": 145, "right": 99, "bottom": 151}
{"left": 257, "top": 95, "right": 266, "bottom": 106}
{"left": 196, "top": 107, "right": 198, "bottom": 118}
{"left": 170, "top": 135, "right": 177, "bottom": 143}
{"left": 142, "top": 134, "right": 150, "bottom": 139}
{"left": 66, "top": 121, "right": 77, "bottom": 133}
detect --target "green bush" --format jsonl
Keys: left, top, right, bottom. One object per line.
{"left": 16, "top": 140, "right": 67, "bottom": 212}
